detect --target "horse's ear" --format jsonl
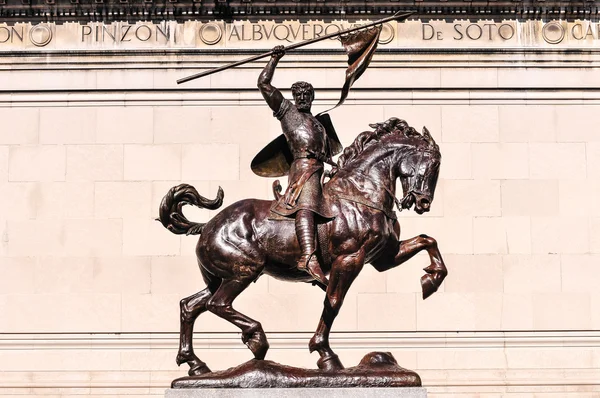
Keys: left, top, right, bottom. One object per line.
{"left": 422, "top": 126, "right": 438, "bottom": 149}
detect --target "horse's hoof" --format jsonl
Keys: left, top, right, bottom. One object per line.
{"left": 317, "top": 354, "right": 344, "bottom": 371}
{"left": 176, "top": 353, "right": 191, "bottom": 367}
{"left": 421, "top": 273, "right": 438, "bottom": 299}
{"left": 188, "top": 363, "right": 212, "bottom": 376}
{"left": 245, "top": 331, "right": 269, "bottom": 360}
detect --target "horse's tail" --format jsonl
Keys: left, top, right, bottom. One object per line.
{"left": 157, "top": 183, "right": 224, "bottom": 235}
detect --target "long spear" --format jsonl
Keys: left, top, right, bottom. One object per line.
{"left": 177, "top": 11, "right": 413, "bottom": 84}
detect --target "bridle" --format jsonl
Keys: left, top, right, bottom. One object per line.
{"left": 398, "top": 146, "right": 438, "bottom": 212}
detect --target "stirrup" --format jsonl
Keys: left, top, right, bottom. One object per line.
{"left": 298, "top": 254, "right": 329, "bottom": 286}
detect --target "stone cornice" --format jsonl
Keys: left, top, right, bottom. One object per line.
{"left": 0, "top": 0, "right": 599, "bottom": 24}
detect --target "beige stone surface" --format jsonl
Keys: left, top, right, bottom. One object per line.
{"left": 441, "top": 106, "right": 499, "bottom": 143}
{"left": 1, "top": 35, "right": 600, "bottom": 397}
{"left": 498, "top": 105, "right": 556, "bottom": 142}
{"left": 124, "top": 145, "right": 181, "bottom": 181}
{"left": 66, "top": 145, "right": 124, "bottom": 182}
{"left": 40, "top": 107, "right": 97, "bottom": 144}
{"left": 9, "top": 145, "right": 66, "bottom": 182}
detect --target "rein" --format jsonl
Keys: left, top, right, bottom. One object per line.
{"left": 333, "top": 145, "right": 433, "bottom": 220}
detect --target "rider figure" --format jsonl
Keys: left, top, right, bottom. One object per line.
{"left": 257, "top": 45, "right": 333, "bottom": 286}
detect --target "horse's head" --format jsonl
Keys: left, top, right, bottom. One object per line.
{"left": 396, "top": 126, "right": 441, "bottom": 214}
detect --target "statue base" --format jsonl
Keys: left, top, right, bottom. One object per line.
{"left": 165, "top": 387, "right": 427, "bottom": 397}
{"left": 170, "top": 351, "right": 421, "bottom": 391}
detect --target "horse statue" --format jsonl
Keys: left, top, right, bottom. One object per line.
{"left": 158, "top": 118, "right": 447, "bottom": 377}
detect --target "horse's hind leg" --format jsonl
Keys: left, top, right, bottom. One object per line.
{"left": 177, "top": 287, "right": 214, "bottom": 376}
{"left": 309, "top": 250, "right": 365, "bottom": 371}
{"left": 206, "top": 276, "right": 269, "bottom": 360}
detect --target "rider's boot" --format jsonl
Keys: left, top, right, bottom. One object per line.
{"left": 296, "top": 209, "right": 329, "bottom": 286}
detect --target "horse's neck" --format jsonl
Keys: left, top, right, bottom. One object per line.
{"left": 326, "top": 150, "right": 397, "bottom": 204}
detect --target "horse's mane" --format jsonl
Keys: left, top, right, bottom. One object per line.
{"left": 337, "top": 118, "right": 438, "bottom": 170}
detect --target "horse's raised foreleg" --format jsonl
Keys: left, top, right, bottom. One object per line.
{"left": 177, "top": 288, "right": 213, "bottom": 376}
{"left": 309, "top": 250, "right": 365, "bottom": 371}
{"left": 206, "top": 277, "right": 269, "bottom": 360}
{"left": 372, "top": 234, "right": 447, "bottom": 299}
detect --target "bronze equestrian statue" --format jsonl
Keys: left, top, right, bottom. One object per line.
{"left": 158, "top": 115, "right": 447, "bottom": 376}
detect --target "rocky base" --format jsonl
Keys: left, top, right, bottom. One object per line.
{"left": 172, "top": 352, "right": 421, "bottom": 389}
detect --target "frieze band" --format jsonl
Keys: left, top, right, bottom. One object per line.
{"left": 3, "top": 19, "right": 600, "bottom": 50}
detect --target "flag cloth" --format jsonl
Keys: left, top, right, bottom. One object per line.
{"left": 325, "top": 25, "right": 382, "bottom": 113}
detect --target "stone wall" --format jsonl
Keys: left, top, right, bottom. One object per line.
{"left": 0, "top": 45, "right": 599, "bottom": 396}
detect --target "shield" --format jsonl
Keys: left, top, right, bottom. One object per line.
{"left": 251, "top": 134, "right": 294, "bottom": 177}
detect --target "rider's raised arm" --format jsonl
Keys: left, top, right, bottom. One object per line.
{"left": 257, "top": 46, "right": 285, "bottom": 113}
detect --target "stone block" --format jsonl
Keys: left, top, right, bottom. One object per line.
{"left": 357, "top": 293, "right": 417, "bottom": 331}
{"left": 209, "top": 106, "right": 274, "bottom": 145}
{"left": 501, "top": 180, "right": 559, "bottom": 216}
{"left": 182, "top": 144, "right": 240, "bottom": 181}
{"left": 442, "top": 254, "right": 503, "bottom": 293}
{"left": 530, "top": 216, "right": 589, "bottom": 254}
{"left": 559, "top": 179, "right": 594, "bottom": 217}
{"left": 165, "top": 388, "right": 428, "bottom": 398}
{"left": 151, "top": 256, "right": 204, "bottom": 295}
{"left": 6, "top": 220, "right": 65, "bottom": 256}
{"left": 40, "top": 107, "right": 96, "bottom": 144}
{"left": 94, "top": 181, "right": 153, "bottom": 219}
{"left": 33, "top": 256, "right": 94, "bottom": 294}
{"left": 438, "top": 143, "right": 471, "bottom": 180}
{"left": 123, "top": 218, "right": 180, "bottom": 256}
{"left": 66, "top": 144, "right": 124, "bottom": 182}
{"left": 0, "top": 182, "right": 38, "bottom": 220}
{"left": 121, "top": 293, "right": 181, "bottom": 332}
{"left": 561, "top": 255, "right": 600, "bottom": 293}
{"left": 556, "top": 105, "right": 600, "bottom": 142}
{"left": 400, "top": 216, "right": 473, "bottom": 255}
{"left": 9, "top": 145, "right": 66, "bottom": 182}
{"left": 333, "top": 105, "right": 386, "bottom": 145}
{"left": 96, "top": 107, "right": 154, "bottom": 144}
{"left": 0, "top": 293, "right": 122, "bottom": 332}
{"left": 236, "top": 293, "right": 302, "bottom": 332}
{"left": 472, "top": 217, "right": 506, "bottom": 254}
{"left": 588, "top": 142, "right": 600, "bottom": 181}
{"left": 0, "top": 108, "right": 39, "bottom": 144}
{"left": 471, "top": 143, "right": 529, "bottom": 179}
{"left": 92, "top": 256, "right": 151, "bottom": 294}
{"left": 443, "top": 180, "right": 501, "bottom": 217}
{"left": 124, "top": 144, "right": 181, "bottom": 181}
{"left": 385, "top": 252, "right": 432, "bottom": 294}
{"left": 151, "top": 180, "right": 212, "bottom": 227}
{"left": 501, "top": 294, "right": 533, "bottom": 329}
{"left": 441, "top": 105, "right": 499, "bottom": 143}
{"left": 441, "top": 68, "right": 498, "bottom": 88}
{"left": 154, "top": 107, "right": 212, "bottom": 144}
{"left": 36, "top": 182, "right": 95, "bottom": 219}
{"left": 505, "top": 346, "right": 594, "bottom": 369}
{"left": 529, "top": 143, "right": 587, "bottom": 180}
{"left": 473, "top": 216, "right": 531, "bottom": 255}
{"left": 382, "top": 105, "right": 442, "bottom": 140}
{"left": 591, "top": 217, "right": 600, "bottom": 254}
{"left": 416, "top": 292, "right": 503, "bottom": 331}
{"left": 532, "top": 293, "right": 591, "bottom": 330}
{"left": 351, "top": 265, "right": 387, "bottom": 293}
{"left": 0, "top": 257, "right": 35, "bottom": 294}
{"left": 96, "top": 69, "right": 154, "bottom": 90}
{"left": 498, "top": 105, "right": 556, "bottom": 142}
{"left": 503, "top": 255, "right": 561, "bottom": 294}
{"left": 63, "top": 219, "right": 123, "bottom": 257}
{"left": 0, "top": 146, "right": 7, "bottom": 182}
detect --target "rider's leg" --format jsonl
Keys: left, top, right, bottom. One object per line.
{"left": 296, "top": 209, "right": 328, "bottom": 285}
